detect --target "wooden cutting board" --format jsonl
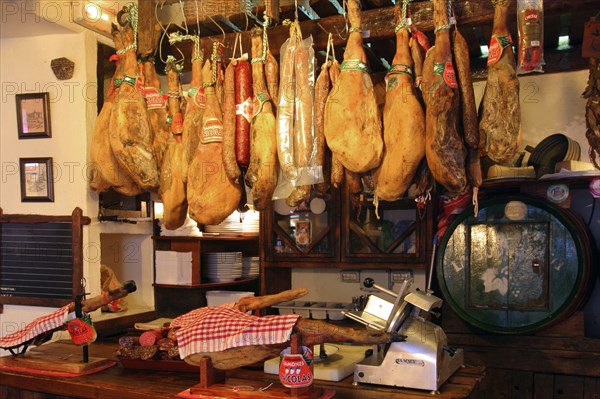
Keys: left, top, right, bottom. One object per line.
{"left": 0, "top": 341, "right": 112, "bottom": 374}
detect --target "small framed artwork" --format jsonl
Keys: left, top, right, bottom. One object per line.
{"left": 295, "top": 220, "right": 312, "bottom": 247}
{"left": 16, "top": 92, "right": 52, "bottom": 139}
{"left": 19, "top": 157, "right": 54, "bottom": 202}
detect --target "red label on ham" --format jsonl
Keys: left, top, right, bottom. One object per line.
{"left": 443, "top": 61, "right": 458, "bottom": 89}
{"left": 201, "top": 117, "right": 223, "bottom": 143}
{"left": 144, "top": 87, "right": 167, "bottom": 109}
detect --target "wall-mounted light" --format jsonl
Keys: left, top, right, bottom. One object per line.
{"left": 72, "top": 1, "right": 118, "bottom": 38}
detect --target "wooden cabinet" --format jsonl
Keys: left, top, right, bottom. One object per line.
{"left": 260, "top": 186, "right": 434, "bottom": 295}
{"left": 152, "top": 235, "right": 260, "bottom": 317}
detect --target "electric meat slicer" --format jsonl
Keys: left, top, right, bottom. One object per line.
{"left": 342, "top": 277, "right": 464, "bottom": 392}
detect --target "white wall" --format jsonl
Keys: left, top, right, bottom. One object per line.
{"left": 472, "top": 70, "right": 589, "bottom": 158}
{"left": 0, "top": 30, "right": 102, "bottom": 353}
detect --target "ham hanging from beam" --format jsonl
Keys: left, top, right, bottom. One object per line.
{"left": 374, "top": 5, "right": 425, "bottom": 201}
{"left": 478, "top": 0, "right": 521, "bottom": 164}
{"left": 159, "top": 58, "right": 188, "bottom": 230}
{"left": 187, "top": 59, "right": 242, "bottom": 225}
{"left": 422, "top": 0, "right": 467, "bottom": 194}
{"left": 90, "top": 25, "right": 141, "bottom": 196}
{"left": 245, "top": 27, "right": 279, "bottom": 211}
{"left": 109, "top": 23, "right": 159, "bottom": 192}
{"left": 323, "top": 0, "right": 383, "bottom": 174}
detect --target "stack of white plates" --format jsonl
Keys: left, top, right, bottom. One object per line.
{"left": 202, "top": 252, "right": 243, "bottom": 283}
{"left": 242, "top": 256, "right": 260, "bottom": 278}
{"left": 204, "top": 210, "right": 260, "bottom": 235}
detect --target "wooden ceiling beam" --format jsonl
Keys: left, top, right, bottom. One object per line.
{"left": 151, "top": 0, "right": 598, "bottom": 72}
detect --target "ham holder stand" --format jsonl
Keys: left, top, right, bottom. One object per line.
{"left": 187, "top": 333, "right": 335, "bottom": 399}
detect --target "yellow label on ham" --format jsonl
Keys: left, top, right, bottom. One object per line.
{"left": 201, "top": 117, "right": 223, "bottom": 143}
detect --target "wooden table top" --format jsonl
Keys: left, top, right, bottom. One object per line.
{"left": 0, "top": 341, "right": 485, "bottom": 399}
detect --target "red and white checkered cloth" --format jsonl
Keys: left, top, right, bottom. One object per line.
{"left": 0, "top": 305, "right": 69, "bottom": 349}
{"left": 171, "top": 303, "right": 300, "bottom": 359}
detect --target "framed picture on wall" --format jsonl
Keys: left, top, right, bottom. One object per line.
{"left": 16, "top": 92, "right": 52, "bottom": 139}
{"left": 19, "top": 157, "right": 54, "bottom": 202}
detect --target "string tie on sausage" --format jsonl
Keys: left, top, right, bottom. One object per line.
{"left": 349, "top": 27, "right": 363, "bottom": 33}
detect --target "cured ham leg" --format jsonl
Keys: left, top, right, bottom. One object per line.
{"left": 109, "top": 24, "right": 159, "bottom": 192}
{"left": 182, "top": 41, "right": 205, "bottom": 182}
{"left": 422, "top": 0, "right": 467, "bottom": 193}
{"left": 90, "top": 26, "right": 141, "bottom": 196}
{"left": 374, "top": 11, "right": 425, "bottom": 201}
{"left": 188, "top": 60, "right": 242, "bottom": 225}
{"left": 143, "top": 59, "right": 169, "bottom": 170}
{"left": 324, "top": 0, "right": 382, "bottom": 173}
{"left": 453, "top": 28, "right": 482, "bottom": 194}
{"left": 584, "top": 58, "right": 600, "bottom": 169}
{"left": 159, "top": 58, "right": 188, "bottom": 230}
{"left": 313, "top": 61, "right": 331, "bottom": 194}
{"left": 245, "top": 27, "right": 279, "bottom": 211}
{"left": 478, "top": 0, "right": 521, "bottom": 164}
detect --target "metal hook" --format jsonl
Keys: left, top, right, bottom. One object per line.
{"left": 201, "top": 0, "right": 226, "bottom": 43}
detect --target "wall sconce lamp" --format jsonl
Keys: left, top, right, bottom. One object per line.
{"left": 72, "top": 1, "right": 118, "bottom": 38}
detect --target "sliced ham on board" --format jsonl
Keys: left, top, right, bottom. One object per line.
{"left": 159, "top": 58, "right": 188, "bottom": 230}
{"left": 245, "top": 27, "right": 279, "bottom": 211}
{"left": 478, "top": 0, "right": 521, "bottom": 164}
{"left": 323, "top": 0, "right": 383, "bottom": 174}
{"left": 90, "top": 26, "right": 141, "bottom": 196}
{"left": 374, "top": 8, "right": 425, "bottom": 202}
{"left": 188, "top": 59, "right": 242, "bottom": 225}
{"left": 422, "top": 0, "right": 467, "bottom": 194}
{"left": 109, "top": 24, "right": 159, "bottom": 192}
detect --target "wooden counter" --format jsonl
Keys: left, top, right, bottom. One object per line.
{"left": 0, "top": 341, "right": 485, "bottom": 399}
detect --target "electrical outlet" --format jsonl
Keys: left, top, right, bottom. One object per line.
{"left": 390, "top": 270, "right": 413, "bottom": 283}
{"left": 340, "top": 270, "right": 360, "bottom": 283}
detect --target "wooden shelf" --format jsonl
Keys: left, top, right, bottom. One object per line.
{"left": 152, "top": 234, "right": 258, "bottom": 242}
{"left": 153, "top": 277, "right": 259, "bottom": 289}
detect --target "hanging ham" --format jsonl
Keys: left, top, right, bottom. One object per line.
{"left": 323, "top": 0, "right": 383, "bottom": 174}
{"left": 374, "top": 8, "right": 425, "bottom": 201}
{"left": 453, "top": 27, "right": 482, "bottom": 191}
{"left": 188, "top": 60, "right": 242, "bottom": 225}
{"left": 109, "top": 24, "right": 159, "bottom": 192}
{"left": 478, "top": 0, "right": 521, "bottom": 164}
{"left": 90, "top": 26, "right": 141, "bottom": 196}
{"left": 143, "top": 59, "right": 169, "bottom": 171}
{"left": 421, "top": 0, "right": 467, "bottom": 194}
{"left": 159, "top": 59, "right": 188, "bottom": 230}
{"left": 182, "top": 42, "right": 206, "bottom": 182}
{"left": 244, "top": 27, "right": 279, "bottom": 211}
